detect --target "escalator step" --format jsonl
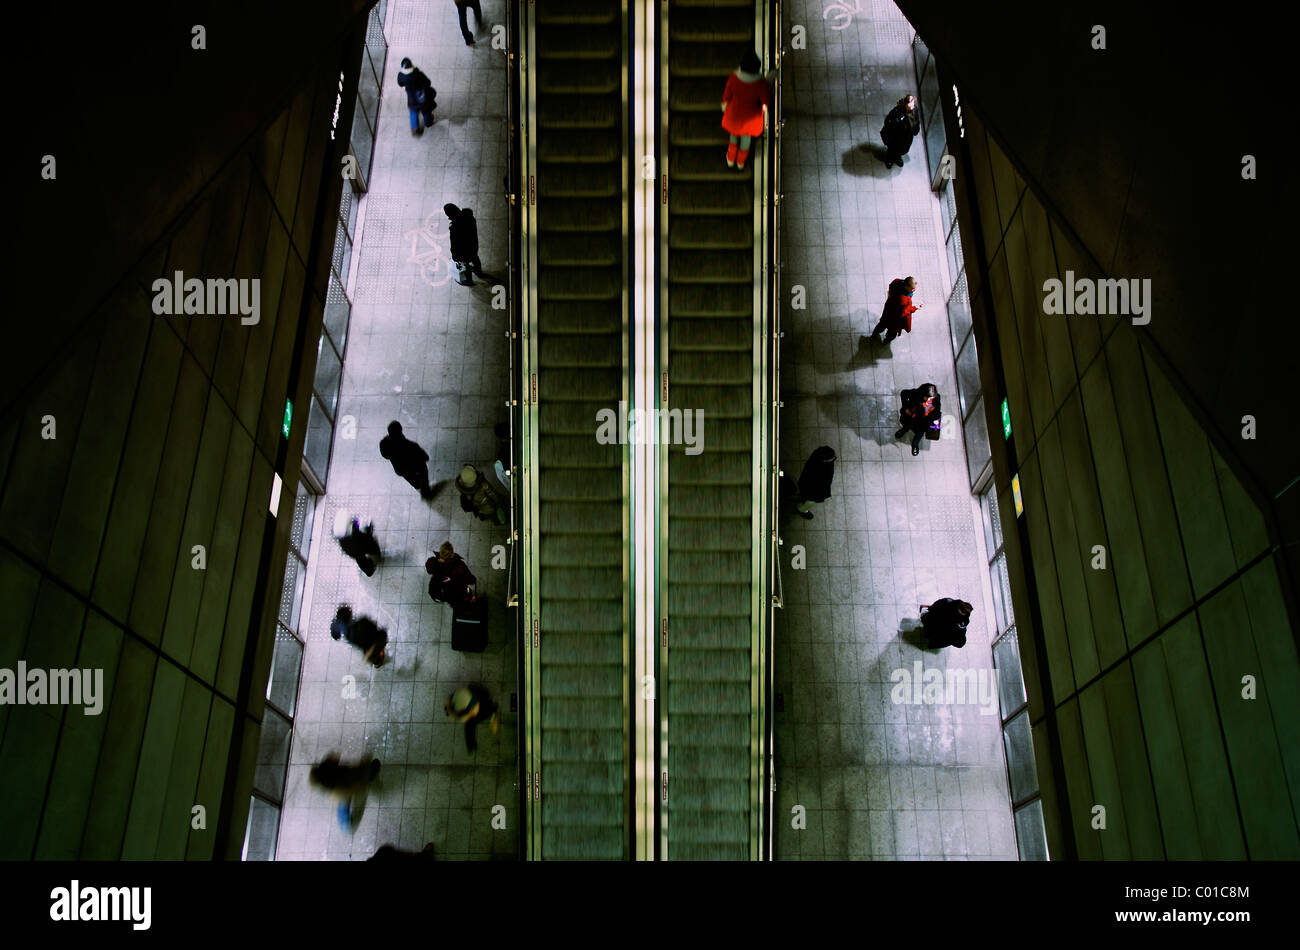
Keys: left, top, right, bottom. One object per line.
{"left": 669, "top": 9, "right": 755, "bottom": 42}
{"left": 670, "top": 317, "right": 751, "bottom": 349}
{"left": 669, "top": 179, "right": 753, "bottom": 214}
{"left": 538, "top": 299, "right": 622, "bottom": 334}
{"left": 537, "top": 0, "right": 620, "bottom": 25}
{"left": 539, "top": 96, "right": 621, "bottom": 129}
{"left": 537, "top": 25, "right": 620, "bottom": 59}
{"left": 670, "top": 450, "right": 752, "bottom": 483}
{"left": 538, "top": 60, "right": 620, "bottom": 95}
{"left": 539, "top": 501, "right": 622, "bottom": 535}
{"left": 666, "top": 581, "right": 752, "bottom": 616}
{"left": 540, "top": 534, "right": 623, "bottom": 567}
{"left": 669, "top": 42, "right": 754, "bottom": 78}
{"left": 538, "top": 631, "right": 623, "bottom": 665}
{"left": 537, "top": 164, "right": 621, "bottom": 200}
{"left": 538, "top": 132, "right": 620, "bottom": 163}
{"left": 669, "top": 350, "right": 752, "bottom": 384}
{"left": 538, "top": 268, "right": 622, "bottom": 302}
{"left": 537, "top": 367, "right": 622, "bottom": 399}
{"left": 668, "top": 518, "right": 750, "bottom": 551}
{"left": 538, "top": 197, "right": 622, "bottom": 231}
{"left": 668, "top": 283, "right": 752, "bottom": 317}
{"left": 669, "top": 252, "right": 752, "bottom": 284}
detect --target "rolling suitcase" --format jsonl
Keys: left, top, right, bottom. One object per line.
{"left": 451, "top": 596, "right": 487, "bottom": 652}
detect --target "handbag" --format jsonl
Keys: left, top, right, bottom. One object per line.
{"left": 925, "top": 415, "right": 941, "bottom": 440}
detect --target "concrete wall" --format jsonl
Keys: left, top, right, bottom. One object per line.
{"left": 951, "top": 105, "right": 1300, "bottom": 859}
{"left": 0, "top": 1, "right": 370, "bottom": 859}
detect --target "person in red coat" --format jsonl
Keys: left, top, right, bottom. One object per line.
{"left": 868, "top": 276, "right": 924, "bottom": 345}
{"left": 721, "top": 50, "right": 771, "bottom": 170}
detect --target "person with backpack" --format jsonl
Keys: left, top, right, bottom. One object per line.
{"left": 425, "top": 541, "right": 476, "bottom": 607}
{"left": 868, "top": 276, "right": 923, "bottom": 345}
{"left": 329, "top": 605, "right": 389, "bottom": 668}
{"left": 921, "top": 598, "right": 973, "bottom": 649}
{"left": 397, "top": 57, "right": 436, "bottom": 135}
{"left": 444, "top": 204, "right": 484, "bottom": 286}
{"left": 896, "top": 383, "right": 942, "bottom": 456}
{"left": 880, "top": 94, "right": 920, "bottom": 167}
{"left": 456, "top": 464, "right": 506, "bottom": 524}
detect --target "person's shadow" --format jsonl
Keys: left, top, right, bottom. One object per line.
{"left": 899, "top": 615, "right": 938, "bottom": 652}
{"left": 848, "top": 334, "right": 887, "bottom": 370}
{"left": 843, "top": 143, "right": 894, "bottom": 177}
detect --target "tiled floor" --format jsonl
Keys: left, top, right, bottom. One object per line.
{"left": 772, "top": 0, "right": 1017, "bottom": 859}
{"left": 276, "top": 0, "right": 518, "bottom": 861}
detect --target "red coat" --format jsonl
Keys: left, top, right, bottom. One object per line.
{"left": 721, "top": 71, "right": 771, "bottom": 138}
{"left": 880, "top": 283, "right": 919, "bottom": 333}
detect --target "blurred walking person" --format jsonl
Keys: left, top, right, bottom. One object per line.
{"left": 445, "top": 685, "right": 500, "bottom": 753}
{"left": 333, "top": 509, "right": 381, "bottom": 577}
{"left": 921, "top": 598, "right": 973, "bottom": 649}
{"left": 330, "top": 605, "right": 389, "bottom": 668}
{"left": 310, "top": 753, "right": 381, "bottom": 830}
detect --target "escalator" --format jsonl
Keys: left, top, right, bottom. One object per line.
{"left": 661, "top": 0, "right": 762, "bottom": 860}
{"left": 527, "top": 0, "right": 630, "bottom": 859}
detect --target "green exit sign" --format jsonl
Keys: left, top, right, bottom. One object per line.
{"left": 1001, "top": 398, "right": 1012, "bottom": 440}
{"left": 282, "top": 400, "right": 293, "bottom": 439}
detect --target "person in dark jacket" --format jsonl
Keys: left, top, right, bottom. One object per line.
{"left": 330, "top": 605, "right": 389, "bottom": 668}
{"left": 426, "top": 541, "right": 477, "bottom": 606}
{"left": 921, "top": 598, "right": 973, "bottom": 649}
{"left": 333, "top": 509, "right": 381, "bottom": 577}
{"left": 869, "top": 276, "right": 923, "bottom": 345}
{"left": 445, "top": 684, "right": 500, "bottom": 753}
{"left": 379, "top": 420, "right": 433, "bottom": 498}
{"left": 896, "top": 383, "right": 941, "bottom": 456}
{"left": 454, "top": 0, "right": 484, "bottom": 46}
{"left": 793, "top": 446, "right": 836, "bottom": 520}
{"left": 310, "top": 753, "right": 381, "bottom": 830}
{"left": 880, "top": 94, "right": 919, "bottom": 167}
{"left": 444, "top": 204, "right": 483, "bottom": 286}
{"left": 396, "top": 57, "right": 436, "bottom": 135}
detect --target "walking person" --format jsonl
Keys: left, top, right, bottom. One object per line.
{"left": 329, "top": 605, "right": 389, "bottom": 668}
{"left": 379, "top": 420, "right": 433, "bottom": 499}
{"left": 454, "top": 0, "right": 483, "bottom": 46}
{"left": 868, "top": 277, "right": 923, "bottom": 345}
{"left": 425, "top": 541, "right": 477, "bottom": 607}
{"left": 895, "top": 383, "right": 942, "bottom": 456}
{"left": 333, "top": 509, "right": 381, "bottom": 577}
{"left": 720, "top": 50, "right": 772, "bottom": 171}
{"left": 445, "top": 204, "right": 484, "bottom": 286}
{"left": 445, "top": 685, "right": 500, "bottom": 753}
{"left": 793, "top": 446, "right": 836, "bottom": 520}
{"left": 880, "top": 94, "right": 919, "bottom": 167}
{"left": 456, "top": 464, "right": 506, "bottom": 525}
{"left": 921, "top": 598, "right": 973, "bottom": 649}
{"left": 396, "top": 57, "right": 436, "bottom": 136}
{"left": 309, "top": 753, "right": 381, "bottom": 831}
